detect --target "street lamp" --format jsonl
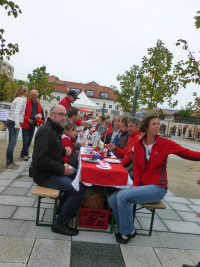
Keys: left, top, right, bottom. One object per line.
{"left": 131, "top": 75, "right": 141, "bottom": 116}
{"left": 102, "top": 97, "right": 106, "bottom": 115}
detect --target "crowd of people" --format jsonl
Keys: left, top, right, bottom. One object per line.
{"left": 5, "top": 87, "right": 200, "bottom": 256}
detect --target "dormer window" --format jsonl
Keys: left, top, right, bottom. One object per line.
{"left": 100, "top": 92, "right": 109, "bottom": 99}
{"left": 85, "top": 90, "right": 94, "bottom": 97}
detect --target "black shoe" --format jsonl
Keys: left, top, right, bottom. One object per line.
{"left": 115, "top": 232, "right": 122, "bottom": 239}
{"left": 182, "top": 265, "right": 195, "bottom": 267}
{"left": 51, "top": 223, "right": 79, "bottom": 236}
{"left": 116, "top": 230, "right": 137, "bottom": 244}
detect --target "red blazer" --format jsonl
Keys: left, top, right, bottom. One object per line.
{"left": 114, "top": 130, "right": 140, "bottom": 166}
{"left": 133, "top": 135, "right": 200, "bottom": 189}
{"left": 21, "top": 99, "right": 42, "bottom": 129}
{"left": 61, "top": 134, "right": 76, "bottom": 164}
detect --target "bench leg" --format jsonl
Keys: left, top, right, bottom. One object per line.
{"left": 52, "top": 197, "right": 58, "bottom": 225}
{"left": 36, "top": 196, "right": 41, "bottom": 226}
{"left": 149, "top": 208, "right": 155, "bottom": 236}
{"left": 133, "top": 204, "right": 137, "bottom": 223}
{"left": 109, "top": 213, "right": 115, "bottom": 234}
{"left": 75, "top": 208, "right": 80, "bottom": 230}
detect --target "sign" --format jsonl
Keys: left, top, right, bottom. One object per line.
{"left": 0, "top": 109, "right": 9, "bottom": 132}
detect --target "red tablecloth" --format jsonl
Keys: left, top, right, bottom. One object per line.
{"left": 81, "top": 155, "right": 129, "bottom": 186}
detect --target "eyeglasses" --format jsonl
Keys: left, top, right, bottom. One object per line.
{"left": 53, "top": 112, "right": 67, "bottom": 117}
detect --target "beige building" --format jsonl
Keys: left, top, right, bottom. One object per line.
{"left": 0, "top": 60, "right": 14, "bottom": 79}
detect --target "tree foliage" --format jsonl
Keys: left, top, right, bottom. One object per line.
{"left": 194, "top": 10, "right": 200, "bottom": 29}
{"left": 178, "top": 104, "right": 193, "bottom": 118}
{"left": 0, "top": 1, "right": 21, "bottom": 60}
{"left": 27, "top": 66, "right": 58, "bottom": 101}
{"left": 114, "top": 40, "right": 181, "bottom": 111}
{"left": 0, "top": 73, "right": 18, "bottom": 101}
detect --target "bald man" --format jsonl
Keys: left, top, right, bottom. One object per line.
{"left": 32, "top": 104, "right": 85, "bottom": 236}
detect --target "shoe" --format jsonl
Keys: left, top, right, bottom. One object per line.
{"left": 116, "top": 230, "right": 137, "bottom": 244}
{"left": 115, "top": 232, "right": 122, "bottom": 239}
{"left": 13, "top": 162, "right": 19, "bottom": 167}
{"left": 6, "top": 163, "right": 19, "bottom": 170}
{"left": 22, "top": 156, "right": 28, "bottom": 161}
{"left": 182, "top": 265, "right": 195, "bottom": 267}
{"left": 51, "top": 223, "right": 79, "bottom": 236}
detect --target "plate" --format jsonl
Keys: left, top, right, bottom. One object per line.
{"left": 82, "top": 157, "right": 100, "bottom": 163}
{"left": 104, "top": 158, "right": 121, "bottom": 164}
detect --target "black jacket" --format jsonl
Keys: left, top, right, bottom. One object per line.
{"left": 32, "top": 118, "right": 65, "bottom": 184}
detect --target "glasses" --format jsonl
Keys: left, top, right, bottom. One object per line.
{"left": 53, "top": 112, "right": 67, "bottom": 118}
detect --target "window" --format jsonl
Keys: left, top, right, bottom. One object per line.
{"left": 100, "top": 92, "right": 109, "bottom": 99}
{"left": 96, "top": 103, "right": 99, "bottom": 105}
{"left": 109, "top": 105, "right": 112, "bottom": 109}
{"left": 115, "top": 105, "right": 118, "bottom": 109}
{"left": 85, "top": 90, "right": 94, "bottom": 97}
{"left": 111, "top": 110, "right": 120, "bottom": 115}
{"left": 57, "top": 96, "right": 60, "bottom": 101}
{"left": 50, "top": 95, "right": 54, "bottom": 100}
{"left": 71, "top": 88, "right": 81, "bottom": 94}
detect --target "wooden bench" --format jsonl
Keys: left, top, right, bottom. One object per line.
{"left": 133, "top": 201, "right": 166, "bottom": 236}
{"left": 32, "top": 185, "right": 60, "bottom": 227}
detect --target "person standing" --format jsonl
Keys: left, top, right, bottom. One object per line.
{"left": 20, "top": 90, "right": 43, "bottom": 161}
{"left": 32, "top": 104, "right": 85, "bottom": 236}
{"left": 6, "top": 85, "right": 28, "bottom": 169}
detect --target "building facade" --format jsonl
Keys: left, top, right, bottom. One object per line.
{"left": 42, "top": 76, "right": 122, "bottom": 115}
{"left": 0, "top": 60, "right": 14, "bottom": 79}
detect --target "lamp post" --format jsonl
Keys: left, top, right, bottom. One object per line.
{"left": 102, "top": 98, "right": 106, "bottom": 115}
{"left": 131, "top": 75, "right": 141, "bottom": 116}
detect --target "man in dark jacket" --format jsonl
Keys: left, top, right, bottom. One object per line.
{"left": 32, "top": 104, "right": 85, "bottom": 236}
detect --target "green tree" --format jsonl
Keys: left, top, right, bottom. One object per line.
{"left": 0, "top": 1, "right": 21, "bottom": 60}
{"left": 178, "top": 104, "right": 193, "bottom": 118}
{"left": 194, "top": 10, "right": 200, "bottom": 29}
{"left": 114, "top": 40, "right": 181, "bottom": 112}
{"left": 0, "top": 73, "right": 17, "bottom": 101}
{"left": 27, "top": 66, "right": 58, "bottom": 101}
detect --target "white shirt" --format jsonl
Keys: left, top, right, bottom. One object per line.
{"left": 8, "top": 96, "right": 27, "bottom": 128}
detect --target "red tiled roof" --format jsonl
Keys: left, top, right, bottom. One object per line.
{"left": 48, "top": 76, "right": 117, "bottom": 100}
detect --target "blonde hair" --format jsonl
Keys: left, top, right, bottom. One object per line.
{"left": 14, "top": 85, "right": 28, "bottom": 98}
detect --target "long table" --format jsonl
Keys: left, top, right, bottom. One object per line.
{"left": 72, "top": 147, "right": 133, "bottom": 191}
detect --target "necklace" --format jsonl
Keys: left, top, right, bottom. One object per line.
{"left": 147, "top": 144, "right": 152, "bottom": 156}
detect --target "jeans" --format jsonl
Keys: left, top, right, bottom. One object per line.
{"left": 6, "top": 120, "right": 19, "bottom": 165}
{"left": 21, "top": 125, "right": 35, "bottom": 156}
{"left": 108, "top": 184, "right": 167, "bottom": 235}
{"left": 39, "top": 174, "right": 86, "bottom": 226}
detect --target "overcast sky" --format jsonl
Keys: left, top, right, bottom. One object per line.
{"left": 1, "top": 0, "right": 199, "bottom": 109}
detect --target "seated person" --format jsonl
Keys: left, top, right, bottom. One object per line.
{"left": 97, "top": 115, "right": 106, "bottom": 135}
{"left": 118, "top": 115, "right": 129, "bottom": 149}
{"left": 32, "top": 104, "right": 86, "bottom": 236}
{"left": 101, "top": 119, "right": 113, "bottom": 145}
{"left": 62, "top": 123, "right": 85, "bottom": 170}
{"left": 108, "top": 118, "right": 140, "bottom": 178}
{"left": 111, "top": 116, "right": 121, "bottom": 146}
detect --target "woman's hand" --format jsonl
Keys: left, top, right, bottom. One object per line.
{"left": 108, "top": 143, "right": 116, "bottom": 150}
{"left": 65, "top": 147, "right": 72, "bottom": 156}
{"left": 81, "top": 140, "right": 86, "bottom": 147}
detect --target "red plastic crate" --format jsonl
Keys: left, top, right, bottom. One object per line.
{"left": 78, "top": 206, "right": 110, "bottom": 229}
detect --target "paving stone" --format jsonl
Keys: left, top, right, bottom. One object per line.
{"left": 166, "top": 190, "right": 174, "bottom": 196}
{"left": 27, "top": 239, "right": 71, "bottom": 267}
{"left": 189, "top": 198, "right": 200, "bottom": 205}
{"left": 26, "top": 185, "right": 37, "bottom": 197}
{"left": 19, "top": 221, "right": 71, "bottom": 241}
{"left": 0, "top": 263, "right": 26, "bottom": 266}
{"left": 121, "top": 246, "right": 161, "bottom": 267}
{"left": 163, "top": 195, "right": 192, "bottom": 204}
{"left": 163, "top": 220, "right": 200, "bottom": 234}
{"left": 0, "top": 205, "right": 17, "bottom": 218}
{"left": 177, "top": 211, "right": 200, "bottom": 222}
{"left": 0, "top": 171, "right": 19, "bottom": 180}
{"left": 137, "top": 217, "right": 169, "bottom": 232}
{"left": 0, "top": 236, "right": 34, "bottom": 264}
{"left": 42, "top": 208, "right": 54, "bottom": 223}
{"left": 71, "top": 241, "right": 125, "bottom": 267}
{"left": 0, "top": 180, "right": 12, "bottom": 187}
{"left": 185, "top": 250, "right": 200, "bottom": 265}
{"left": 188, "top": 204, "right": 200, "bottom": 214}
{"left": 12, "top": 207, "right": 45, "bottom": 221}
{"left": 0, "top": 195, "right": 36, "bottom": 207}
{"left": 10, "top": 181, "right": 33, "bottom": 188}
{"left": 162, "top": 201, "right": 172, "bottom": 210}
{"left": 2, "top": 187, "right": 29, "bottom": 196}
{"left": 154, "top": 247, "right": 194, "bottom": 267}
{"left": 72, "top": 229, "right": 117, "bottom": 244}
{"left": 0, "top": 219, "right": 25, "bottom": 237}
{"left": 0, "top": 186, "right": 6, "bottom": 193}
{"left": 33, "top": 198, "right": 54, "bottom": 209}
{"left": 168, "top": 202, "right": 193, "bottom": 212}
{"left": 16, "top": 176, "right": 32, "bottom": 182}
{"left": 156, "top": 209, "right": 182, "bottom": 220}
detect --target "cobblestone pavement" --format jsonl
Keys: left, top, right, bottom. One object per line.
{"left": 0, "top": 142, "right": 200, "bottom": 266}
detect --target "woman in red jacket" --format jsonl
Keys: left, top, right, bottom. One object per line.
{"left": 108, "top": 114, "right": 200, "bottom": 244}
